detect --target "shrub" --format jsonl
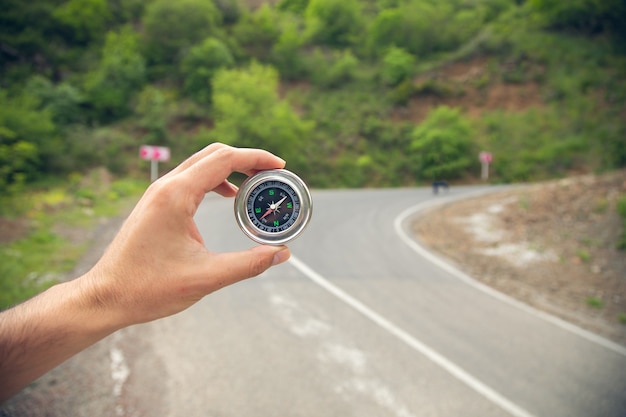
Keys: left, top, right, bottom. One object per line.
{"left": 211, "top": 63, "right": 313, "bottom": 160}
{"left": 410, "top": 106, "right": 474, "bottom": 181}
{"left": 212, "top": 0, "right": 244, "bottom": 25}
{"left": 271, "top": 18, "right": 307, "bottom": 80}
{"left": 233, "top": 4, "right": 283, "bottom": 61}
{"left": 53, "top": 0, "right": 111, "bottom": 43}
{"left": 617, "top": 195, "right": 626, "bottom": 250}
{"left": 529, "top": 0, "right": 626, "bottom": 39}
{"left": 181, "top": 37, "right": 234, "bottom": 104}
{"left": 380, "top": 46, "right": 415, "bottom": 87}
{"left": 142, "top": 0, "right": 223, "bottom": 74}
{"left": 387, "top": 80, "right": 415, "bottom": 106}
{"left": 278, "top": 0, "right": 310, "bottom": 14}
{"left": 0, "top": 91, "right": 57, "bottom": 188}
{"left": 304, "top": 0, "right": 363, "bottom": 47}
{"left": 309, "top": 49, "right": 359, "bottom": 89}
{"left": 369, "top": 1, "right": 511, "bottom": 58}
{"left": 24, "top": 76, "right": 84, "bottom": 126}
{"left": 84, "top": 27, "right": 146, "bottom": 121}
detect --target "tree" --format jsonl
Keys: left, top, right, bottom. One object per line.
{"left": 0, "top": 91, "right": 57, "bottom": 191}
{"left": 142, "top": 0, "right": 223, "bottom": 75}
{"left": 304, "top": 0, "right": 363, "bottom": 47}
{"left": 181, "top": 38, "right": 234, "bottom": 104}
{"left": 529, "top": 0, "right": 626, "bottom": 39}
{"left": 233, "top": 4, "right": 282, "bottom": 61}
{"left": 24, "top": 76, "right": 84, "bottom": 126}
{"left": 53, "top": 0, "right": 111, "bottom": 43}
{"left": 84, "top": 27, "right": 146, "bottom": 121}
{"left": 410, "top": 106, "right": 474, "bottom": 181}
{"left": 211, "top": 63, "right": 313, "bottom": 160}
{"left": 380, "top": 46, "right": 415, "bottom": 86}
{"left": 278, "top": 0, "right": 310, "bottom": 14}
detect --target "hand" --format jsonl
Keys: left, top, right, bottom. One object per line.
{"left": 84, "top": 143, "right": 291, "bottom": 328}
{"left": 0, "top": 143, "right": 291, "bottom": 401}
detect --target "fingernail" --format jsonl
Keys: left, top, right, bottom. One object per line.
{"left": 272, "top": 247, "right": 290, "bottom": 266}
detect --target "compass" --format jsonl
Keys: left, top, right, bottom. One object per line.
{"left": 234, "top": 169, "right": 312, "bottom": 245}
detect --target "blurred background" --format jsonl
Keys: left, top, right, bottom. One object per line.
{"left": 1, "top": 0, "right": 625, "bottom": 311}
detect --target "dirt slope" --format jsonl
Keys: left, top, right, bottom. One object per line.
{"left": 413, "top": 170, "right": 626, "bottom": 345}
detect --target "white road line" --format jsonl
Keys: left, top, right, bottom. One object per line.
{"left": 394, "top": 195, "right": 626, "bottom": 357}
{"left": 288, "top": 255, "right": 538, "bottom": 417}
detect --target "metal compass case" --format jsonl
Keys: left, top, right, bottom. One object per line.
{"left": 234, "top": 169, "right": 312, "bottom": 245}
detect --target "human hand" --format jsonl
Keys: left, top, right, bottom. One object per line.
{"left": 82, "top": 143, "right": 291, "bottom": 329}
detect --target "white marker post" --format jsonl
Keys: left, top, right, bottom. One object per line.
{"left": 139, "top": 145, "right": 171, "bottom": 182}
{"left": 479, "top": 151, "right": 493, "bottom": 180}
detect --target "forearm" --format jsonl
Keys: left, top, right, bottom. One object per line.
{"left": 0, "top": 275, "right": 119, "bottom": 402}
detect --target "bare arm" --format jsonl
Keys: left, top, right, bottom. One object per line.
{"left": 0, "top": 143, "right": 291, "bottom": 401}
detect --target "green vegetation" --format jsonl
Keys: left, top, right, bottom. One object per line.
{"left": 0, "top": 175, "right": 146, "bottom": 309}
{"left": 586, "top": 296, "right": 604, "bottom": 309}
{"left": 1, "top": 0, "right": 624, "bottom": 193}
{"left": 1, "top": 0, "right": 625, "bottom": 304}
{"left": 617, "top": 195, "right": 626, "bottom": 250}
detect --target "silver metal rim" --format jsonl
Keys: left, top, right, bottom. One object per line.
{"left": 234, "top": 169, "right": 312, "bottom": 245}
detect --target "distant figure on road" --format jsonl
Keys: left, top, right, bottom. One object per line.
{"left": 432, "top": 180, "right": 449, "bottom": 194}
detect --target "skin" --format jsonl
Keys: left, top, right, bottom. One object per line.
{"left": 0, "top": 143, "right": 291, "bottom": 402}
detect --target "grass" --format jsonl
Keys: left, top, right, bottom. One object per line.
{"left": 586, "top": 297, "right": 604, "bottom": 309}
{"left": 617, "top": 195, "right": 626, "bottom": 250}
{"left": 0, "top": 175, "right": 146, "bottom": 310}
{"left": 576, "top": 249, "right": 591, "bottom": 263}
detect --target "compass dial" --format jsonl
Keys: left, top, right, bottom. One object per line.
{"left": 235, "top": 170, "right": 312, "bottom": 245}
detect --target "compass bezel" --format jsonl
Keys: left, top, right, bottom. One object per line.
{"left": 234, "top": 169, "right": 312, "bottom": 245}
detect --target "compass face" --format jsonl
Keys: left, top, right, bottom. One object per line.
{"left": 247, "top": 181, "right": 300, "bottom": 233}
{"left": 235, "top": 169, "right": 312, "bottom": 245}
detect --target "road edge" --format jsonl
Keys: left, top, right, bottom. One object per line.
{"left": 393, "top": 188, "right": 626, "bottom": 357}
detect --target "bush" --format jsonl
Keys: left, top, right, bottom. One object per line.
{"left": 304, "top": 0, "right": 363, "bottom": 47}
{"left": 380, "top": 46, "right": 415, "bottom": 87}
{"left": 233, "top": 4, "right": 282, "bottom": 61}
{"left": 529, "top": 0, "right": 626, "bottom": 39}
{"left": 479, "top": 107, "right": 590, "bottom": 182}
{"left": 84, "top": 27, "right": 146, "bottom": 121}
{"left": 53, "top": 0, "right": 111, "bottom": 43}
{"left": 617, "top": 195, "right": 626, "bottom": 250}
{"left": 271, "top": 18, "right": 307, "bottom": 80}
{"left": 369, "top": 1, "right": 511, "bottom": 58}
{"left": 0, "top": 91, "right": 57, "bottom": 188}
{"left": 211, "top": 62, "right": 314, "bottom": 160}
{"left": 410, "top": 106, "right": 474, "bottom": 181}
{"left": 142, "top": 0, "right": 223, "bottom": 75}
{"left": 309, "top": 49, "right": 359, "bottom": 88}
{"left": 181, "top": 37, "right": 234, "bottom": 104}
{"left": 278, "top": 0, "right": 310, "bottom": 14}
{"left": 212, "top": 0, "right": 244, "bottom": 25}
{"left": 24, "top": 76, "right": 84, "bottom": 126}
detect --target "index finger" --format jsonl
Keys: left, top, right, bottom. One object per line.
{"left": 180, "top": 145, "right": 286, "bottom": 197}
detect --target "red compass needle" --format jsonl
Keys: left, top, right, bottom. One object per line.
{"left": 260, "top": 196, "right": 288, "bottom": 220}
{"left": 260, "top": 206, "right": 274, "bottom": 220}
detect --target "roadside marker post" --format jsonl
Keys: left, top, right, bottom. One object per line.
{"left": 139, "top": 145, "right": 171, "bottom": 182}
{"left": 479, "top": 151, "right": 493, "bottom": 180}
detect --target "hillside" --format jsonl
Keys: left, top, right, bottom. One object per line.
{"left": 1, "top": 0, "right": 625, "bottom": 196}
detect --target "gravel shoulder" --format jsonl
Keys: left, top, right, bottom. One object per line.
{"left": 413, "top": 170, "right": 626, "bottom": 346}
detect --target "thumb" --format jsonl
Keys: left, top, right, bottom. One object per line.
{"left": 208, "top": 245, "right": 291, "bottom": 289}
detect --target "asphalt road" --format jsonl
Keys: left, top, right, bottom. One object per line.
{"left": 3, "top": 187, "right": 626, "bottom": 417}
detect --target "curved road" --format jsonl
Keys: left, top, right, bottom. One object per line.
{"left": 3, "top": 187, "right": 626, "bottom": 416}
